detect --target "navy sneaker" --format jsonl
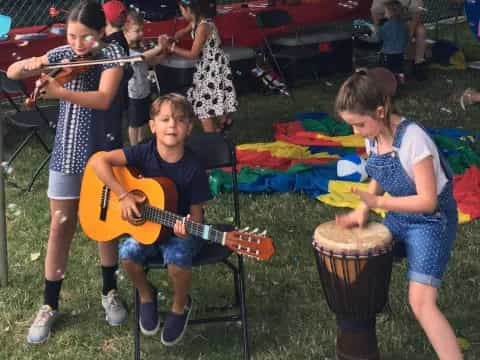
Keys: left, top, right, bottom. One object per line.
{"left": 161, "top": 295, "right": 192, "bottom": 346}
{"left": 139, "top": 287, "right": 160, "bottom": 336}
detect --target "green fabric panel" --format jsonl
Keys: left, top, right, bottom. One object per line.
{"left": 302, "top": 117, "right": 353, "bottom": 136}
{"left": 433, "top": 134, "right": 480, "bottom": 174}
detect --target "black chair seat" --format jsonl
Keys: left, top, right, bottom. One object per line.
{"left": 147, "top": 241, "right": 233, "bottom": 269}
{"left": 146, "top": 223, "right": 234, "bottom": 269}
{"left": 193, "top": 242, "right": 233, "bottom": 267}
{"left": 8, "top": 107, "right": 58, "bottom": 129}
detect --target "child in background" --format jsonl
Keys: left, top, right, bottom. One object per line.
{"left": 103, "top": 0, "right": 129, "bottom": 54}
{"left": 334, "top": 71, "right": 463, "bottom": 360}
{"left": 7, "top": 0, "right": 127, "bottom": 344}
{"left": 377, "top": 0, "right": 408, "bottom": 83}
{"left": 91, "top": 93, "right": 211, "bottom": 344}
{"left": 371, "top": 0, "right": 428, "bottom": 80}
{"left": 160, "top": 0, "right": 238, "bottom": 133}
{"left": 123, "top": 10, "right": 168, "bottom": 145}
{"left": 102, "top": 0, "right": 130, "bottom": 150}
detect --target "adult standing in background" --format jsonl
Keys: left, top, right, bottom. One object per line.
{"left": 371, "top": 0, "right": 428, "bottom": 80}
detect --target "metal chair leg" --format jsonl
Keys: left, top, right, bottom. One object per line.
{"left": 26, "top": 153, "right": 51, "bottom": 192}
{"left": 6, "top": 131, "right": 37, "bottom": 166}
{"left": 134, "top": 288, "right": 141, "bottom": 360}
{"left": 237, "top": 255, "right": 250, "bottom": 360}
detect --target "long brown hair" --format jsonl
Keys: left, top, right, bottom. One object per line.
{"left": 334, "top": 70, "right": 395, "bottom": 130}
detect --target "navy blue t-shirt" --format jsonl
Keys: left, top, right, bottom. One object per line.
{"left": 123, "top": 139, "right": 212, "bottom": 216}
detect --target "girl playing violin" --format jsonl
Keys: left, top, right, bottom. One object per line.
{"left": 7, "top": 0, "right": 128, "bottom": 344}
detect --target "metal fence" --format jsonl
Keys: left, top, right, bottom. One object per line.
{"left": 0, "top": 0, "right": 466, "bottom": 28}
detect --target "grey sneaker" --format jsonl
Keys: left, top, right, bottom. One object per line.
{"left": 101, "top": 290, "right": 127, "bottom": 326}
{"left": 27, "top": 305, "right": 59, "bottom": 344}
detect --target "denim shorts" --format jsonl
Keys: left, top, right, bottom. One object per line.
{"left": 385, "top": 209, "right": 457, "bottom": 289}
{"left": 47, "top": 170, "right": 83, "bottom": 200}
{"left": 119, "top": 235, "right": 204, "bottom": 269}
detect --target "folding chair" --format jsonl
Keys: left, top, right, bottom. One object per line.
{"left": 133, "top": 132, "right": 250, "bottom": 360}
{"left": 255, "top": 9, "right": 322, "bottom": 89}
{"left": 0, "top": 70, "right": 57, "bottom": 191}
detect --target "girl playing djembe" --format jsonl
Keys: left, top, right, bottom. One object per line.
{"left": 334, "top": 70, "right": 463, "bottom": 359}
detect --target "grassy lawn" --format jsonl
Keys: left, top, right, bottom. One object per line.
{"left": 1, "top": 22, "right": 480, "bottom": 360}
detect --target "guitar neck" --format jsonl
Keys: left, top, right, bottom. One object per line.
{"left": 142, "top": 204, "right": 225, "bottom": 245}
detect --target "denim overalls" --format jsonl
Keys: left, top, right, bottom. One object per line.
{"left": 366, "top": 119, "right": 457, "bottom": 288}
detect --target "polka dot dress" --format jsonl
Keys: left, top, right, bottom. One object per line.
{"left": 187, "top": 19, "right": 238, "bottom": 119}
{"left": 47, "top": 44, "right": 124, "bottom": 174}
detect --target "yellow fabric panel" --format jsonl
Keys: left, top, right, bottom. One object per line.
{"left": 317, "top": 180, "right": 387, "bottom": 217}
{"left": 237, "top": 141, "right": 338, "bottom": 160}
{"left": 458, "top": 211, "right": 471, "bottom": 224}
{"left": 315, "top": 134, "right": 365, "bottom": 148}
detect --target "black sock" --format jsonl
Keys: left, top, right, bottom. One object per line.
{"left": 102, "top": 265, "right": 118, "bottom": 296}
{"left": 44, "top": 279, "right": 63, "bottom": 310}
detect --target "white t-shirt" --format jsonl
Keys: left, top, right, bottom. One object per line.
{"left": 365, "top": 121, "right": 448, "bottom": 194}
{"left": 371, "top": 0, "right": 424, "bottom": 15}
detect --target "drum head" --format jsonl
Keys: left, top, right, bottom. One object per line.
{"left": 314, "top": 221, "right": 392, "bottom": 256}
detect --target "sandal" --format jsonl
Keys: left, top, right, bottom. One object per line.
{"left": 460, "top": 88, "right": 475, "bottom": 111}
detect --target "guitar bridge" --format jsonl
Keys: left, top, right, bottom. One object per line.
{"left": 100, "top": 186, "right": 110, "bottom": 221}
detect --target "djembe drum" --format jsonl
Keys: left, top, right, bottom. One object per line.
{"left": 313, "top": 221, "right": 393, "bottom": 360}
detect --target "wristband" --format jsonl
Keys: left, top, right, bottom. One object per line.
{"left": 170, "top": 42, "right": 176, "bottom": 52}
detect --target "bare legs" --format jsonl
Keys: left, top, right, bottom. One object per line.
{"left": 122, "top": 259, "right": 191, "bottom": 313}
{"left": 199, "top": 116, "right": 233, "bottom": 133}
{"left": 168, "top": 264, "right": 191, "bottom": 314}
{"left": 409, "top": 22, "right": 427, "bottom": 64}
{"left": 128, "top": 125, "right": 146, "bottom": 145}
{"left": 122, "top": 259, "right": 155, "bottom": 303}
{"left": 408, "top": 281, "right": 463, "bottom": 360}
{"left": 44, "top": 199, "right": 79, "bottom": 280}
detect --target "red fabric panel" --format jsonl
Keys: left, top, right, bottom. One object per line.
{"left": 274, "top": 121, "right": 343, "bottom": 146}
{"left": 236, "top": 148, "right": 334, "bottom": 171}
{"left": 453, "top": 165, "right": 480, "bottom": 220}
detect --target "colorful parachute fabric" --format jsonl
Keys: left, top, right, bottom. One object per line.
{"left": 209, "top": 112, "right": 480, "bottom": 223}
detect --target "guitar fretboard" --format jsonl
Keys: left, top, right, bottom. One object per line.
{"left": 141, "top": 204, "right": 225, "bottom": 245}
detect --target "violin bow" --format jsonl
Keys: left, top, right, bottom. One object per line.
{"left": 42, "top": 55, "right": 146, "bottom": 70}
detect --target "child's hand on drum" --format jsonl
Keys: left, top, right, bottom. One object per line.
{"left": 335, "top": 206, "right": 369, "bottom": 228}
{"left": 352, "top": 187, "right": 380, "bottom": 208}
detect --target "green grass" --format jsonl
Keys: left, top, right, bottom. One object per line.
{"left": 1, "top": 22, "right": 480, "bottom": 360}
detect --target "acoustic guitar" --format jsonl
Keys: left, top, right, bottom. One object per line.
{"left": 78, "top": 152, "right": 275, "bottom": 261}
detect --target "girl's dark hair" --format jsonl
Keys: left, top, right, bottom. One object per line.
{"left": 334, "top": 70, "right": 395, "bottom": 129}
{"left": 150, "top": 93, "right": 196, "bottom": 123}
{"left": 68, "top": 0, "right": 106, "bottom": 32}
{"left": 177, "top": 0, "right": 216, "bottom": 19}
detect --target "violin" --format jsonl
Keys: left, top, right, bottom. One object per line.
{"left": 25, "top": 55, "right": 145, "bottom": 108}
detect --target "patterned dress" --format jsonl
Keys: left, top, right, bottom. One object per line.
{"left": 187, "top": 19, "right": 238, "bottom": 119}
{"left": 47, "top": 43, "right": 124, "bottom": 174}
